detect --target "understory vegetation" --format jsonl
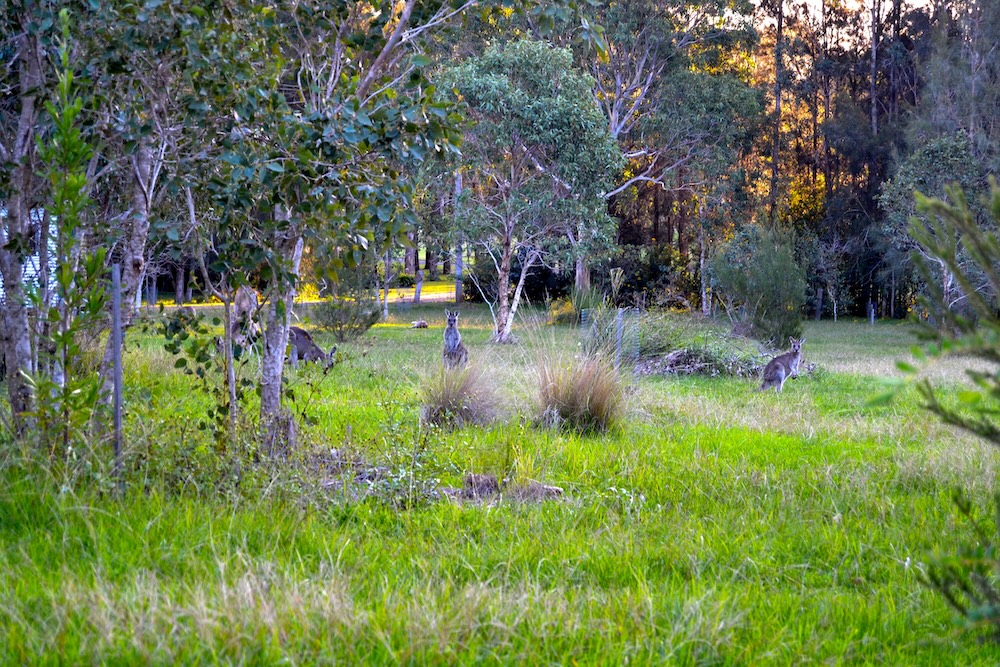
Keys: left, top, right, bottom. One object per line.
{"left": 1, "top": 310, "right": 998, "bottom": 664}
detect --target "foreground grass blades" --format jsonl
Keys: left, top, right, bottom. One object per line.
{"left": 1, "top": 310, "right": 998, "bottom": 664}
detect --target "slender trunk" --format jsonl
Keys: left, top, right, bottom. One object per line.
{"left": 101, "top": 138, "right": 155, "bottom": 399}
{"left": 382, "top": 249, "right": 391, "bottom": 320}
{"left": 770, "top": 0, "right": 784, "bottom": 223}
{"left": 453, "top": 172, "right": 464, "bottom": 305}
{"left": 575, "top": 255, "right": 591, "bottom": 292}
{"left": 499, "top": 250, "right": 537, "bottom": 343}
{"left": 222, "top": 290, "right": 237, "bottom": 439}
{"left": 414, "top": 269, "right": 423, "bottom": 304}
{"left": 404, "top": 232, "right": 416, "bottom": 274}
{"left": 174, "top": 263, "right": 186, "bottom": 305}
{"left": 699, "top": 207, "right": 711, "bottom": 317}
{"left": 493, "top": 224, "right": 514, "bottom": 341}
{"left": 822, "top": 0, "right": 833, "bottom": 202}
{"left": 260, "top": 221, "right": 303, "bottom": 451}
{"left": 0, "top": 26, "right": 44, "bottom": 432}
{"left": 870, "top": 0, "right": 880, "bottom": 137}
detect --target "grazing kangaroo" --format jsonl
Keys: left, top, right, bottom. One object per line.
{"left": 410, "top": 320, "right": 429, "bottom": 329}
{"left": 289, "top": 326, "right": 336, "bottom": 368}
{"left": 759, "top": 337, "right": 804, "bottom": 393}
{"left": 442, "top": 310, "right": 469, "bottom": 369}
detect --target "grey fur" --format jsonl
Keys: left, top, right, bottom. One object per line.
{"left": 289, "top": 326, "right": 336, "bottom": 368}
{"left": 442, "top": 310, "right": 469, "bottom": 369}
{"left": 759, "top": 337, "right": 804, "bottom": 393}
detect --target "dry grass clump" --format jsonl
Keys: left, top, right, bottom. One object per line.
{"left": 420, "top": 365, "right": 501, "bottom": 428}
{"left": 536, "top": 354, "right": 625, "bottom": 433}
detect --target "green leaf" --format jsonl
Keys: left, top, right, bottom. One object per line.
{"left": 958, "top": 391, "right": 982, "bottom": 405}
{"left": 174, "top": 358, "right": 188, "bottom": 368}
{"left": 896, "top": 361, "right": 917, "bottom": 374}
{"left": 866, "top": 391, "right": 898, "bottom": 407}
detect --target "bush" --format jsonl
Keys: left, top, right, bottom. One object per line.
{"left": 397, "top": 273, "right": 416, "bottom": 288}
{"left": 420, "top": 365, "right": 501, "bottom": 429}
{"left": 547, "top": 297, "right": 576, "bottom": 325}
{"left": 313, "top": 261, "right": 381, "bottom": 342}
{"left": 635, "top": 312, "right": 765, "bottom": 377}
{"left": 314, "top": 297, "right": 380, "bottom": 343}
{"left": 536, "top": 353, "right": 624, "bottom": 433}
{"left": 896, "top": 179, "right": 1000, "bottom": 642}
{"left": 710, "top": 226, "right": 806, "bottom": 346}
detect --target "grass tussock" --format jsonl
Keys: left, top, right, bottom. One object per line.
{"left": 420, "top": 364, "right": 502, "bottom": 428}
{"left": 536, "top": 353, "right": 625, "bottom": 433}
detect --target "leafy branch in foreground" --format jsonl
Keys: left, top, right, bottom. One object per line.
{"left": 903, "top": 177, "right": 1000, "bottom": 641}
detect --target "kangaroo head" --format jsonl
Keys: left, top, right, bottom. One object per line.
{"left": 445, "top": 310, "right": 460, "bottom": 327}
{"left": 790, "top": 337, "right": 804, "bottom": 352}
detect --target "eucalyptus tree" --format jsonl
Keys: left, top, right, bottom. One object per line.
{"left": 444, "top": 40, "right": 620, "bottom": 342}
{"left": 0, "top": 1, "right": 51, "bottom": 430}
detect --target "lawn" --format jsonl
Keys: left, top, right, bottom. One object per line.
{"left": 1, "top": 307, "right": 998, "bottom": 665}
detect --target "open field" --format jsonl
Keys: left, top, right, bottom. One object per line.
{"left": 1, "top": 308, "right": 999, "bottom": 664}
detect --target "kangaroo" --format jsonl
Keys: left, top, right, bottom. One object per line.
{"left": 289, "top": 326, "right": 336, "bottom": 368}
{"left": 410, "top": 320, "right": 429, "bottom": 329}
{"left": 759, "top": 337, "right": 804, "bottom": 393}
{"left": 232, "top": 284, "right": 261, "bottom": 348}
{"left": 442, "top": 310, "right": 469, "bottom": 369}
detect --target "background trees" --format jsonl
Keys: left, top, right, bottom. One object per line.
{"left": 444, "top": 40, "right": 620, "bottom": 342}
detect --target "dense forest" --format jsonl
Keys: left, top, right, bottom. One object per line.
{"left": 1, "top": 0, "right": 997, "bottom": 428}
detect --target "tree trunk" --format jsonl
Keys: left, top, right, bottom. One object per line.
{"left": 100, "top": 138, "right": 155, "bottom": 399}
{"left": 770, "top": 0, "right": 784, "bottom": 223}
{"left": 404, "top": 232, "right": 416, "bottom": 274}
{"left": 498, "top": 250, "right": 538, "bottom": 343}
{"left": 453, "top": 172, "right": 464, "bottom": 305}
{"left": 493, "top": 224, "right": 514, "bottom": 341}
{"left": 575, "top": 255, "right": 591, "bottom": 292}
{"left": 414, "top": 269, "right": 423, "bottom": 304}
{"left": 174, "top": 263, "right": 186, "bottom": 305}
{"left": 382, "top": 249, "right": 391, "bottom": 320}
{"left": 699, "top": 208, "right": 711, "bottom": 317}
{"left": 259, "top": 225, "right": 303, "bottom": 453}
{"left": 0, "top": 26, "right": 44, "bottom": 433}
{"left": 870, "top": 0, "right": 880, "bottom": 137}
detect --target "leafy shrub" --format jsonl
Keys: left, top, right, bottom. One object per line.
{"left": 895, "top": 179, "right": 1000, "bottom": 642}
{"left": 547, "top": 297, "right": 577, "bottom": 325}
{"left": 710, "top": 226, "right": 806, "bottom": 346}
{"left": 536, "top": 354, "right": 624, "bottom": 433}
{"left": 313, "top": 260, "right": 381, "bottom": 342}
{"left": 420, "top": 365, "right": 501, "bottom": 429}
{"left": 314, "top": 298, "right": 381, "bottom": 343}
{"left": 397, "top": 273, "right": 416, "bottom": 288}
{"left": 636, "top": 312, "right": 767, "bottom": 377}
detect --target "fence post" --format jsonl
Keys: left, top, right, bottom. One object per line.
{"left": 615, "top": 308, "right": 624, "bottom": 369}
{"left": 112, "top": 264, "right": 123, "bottom": 491}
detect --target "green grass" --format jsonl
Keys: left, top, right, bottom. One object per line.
{"left": 2, "top": 310, "right": 999, "bottom": 664}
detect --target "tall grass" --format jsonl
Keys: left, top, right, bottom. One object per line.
{"left": 536, "top": 353, "right": 625, "bottom": 433}
{"left": 420, "top": 365, "right": 501, "bottom": 428}
{"left": 1, "top": 312, "right": 998, "bottom": 663}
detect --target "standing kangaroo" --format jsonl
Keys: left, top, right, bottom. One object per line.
{"left": 442, "top": 310, "right": 469, "bottom": 369}
{"left": 759, "top": 337, "right": 804, "bottom": 393}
